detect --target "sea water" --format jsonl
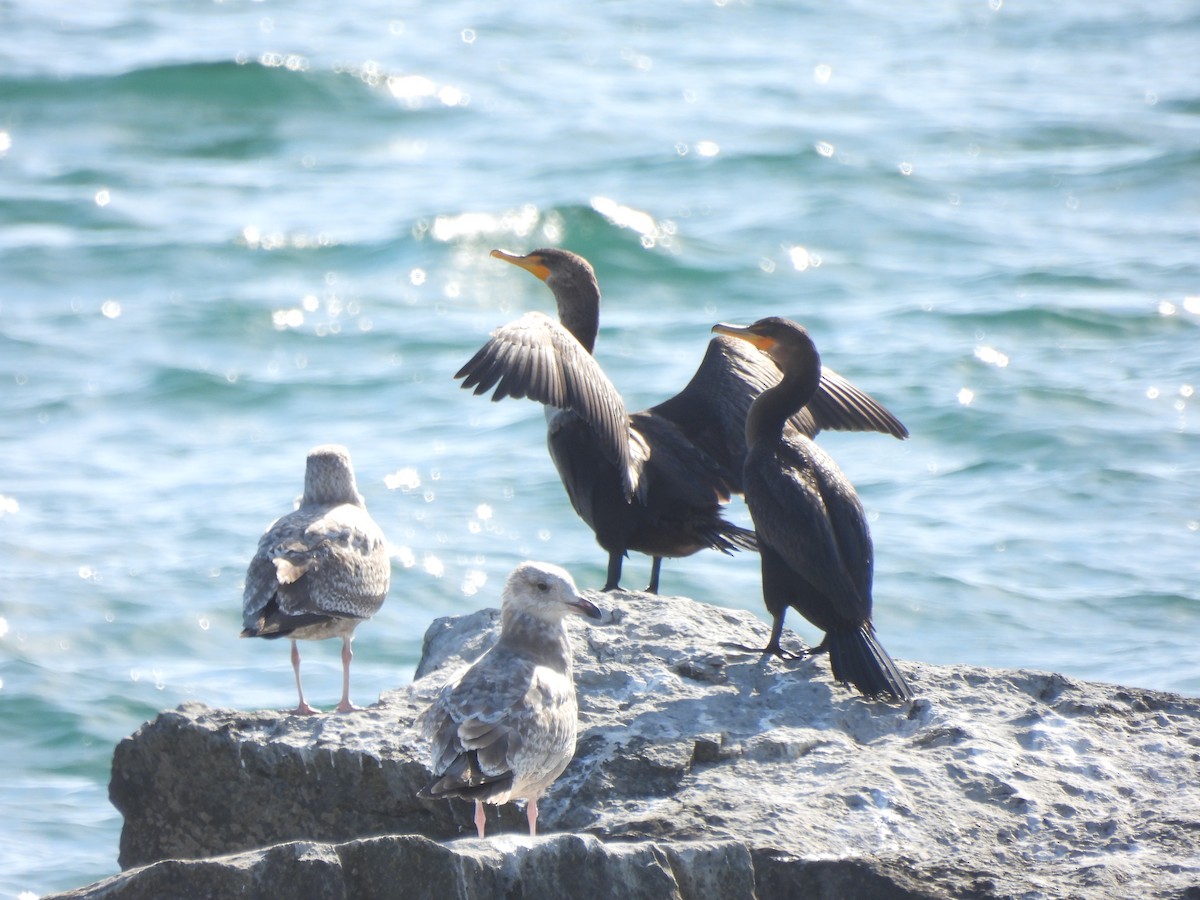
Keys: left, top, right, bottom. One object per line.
{"left": 1, "top": 1, "right": 1198, "bottom": 895}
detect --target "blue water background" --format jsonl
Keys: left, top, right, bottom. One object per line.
{"left": 2, "top": 1, "right": 1198, "bottom": 895}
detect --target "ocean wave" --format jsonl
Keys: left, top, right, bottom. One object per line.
{"left": 5, "top": 59, "right": 363, "bottom": 110}
{"left": 941, "top": 300, "right": 1195, "bottom": 337}
{"left": 1, "top": 59, "right": 463, "bottom": 161}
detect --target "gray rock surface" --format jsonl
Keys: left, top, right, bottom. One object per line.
{"left": 57, "top": 592, "right": 1200, "bottom": 899}
{"left": 49, "top": 834, "right": 764, "bottom": 900}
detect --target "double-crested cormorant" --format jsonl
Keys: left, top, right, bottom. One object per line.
{"left": 457, "top": 248, "right": 907, "bottom": 593}
{"left": 417, "top": 561, "right": 603, "bottom": 837}
{"left": 241, "top": 445, "right": 391, "bottom": 714}
{"left": 712, "top": 318, "right": 911, "bottom": 701}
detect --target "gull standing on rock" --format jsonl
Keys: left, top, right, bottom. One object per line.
{"left": 241, "top": 444, "right": 391, "bottom": 715}
{"left": 418, "top": 560, "right": 603, "bottom": 838}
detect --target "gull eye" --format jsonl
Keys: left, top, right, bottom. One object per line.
{"left": 536, "top": 581, "right": 550, "bottom": 592}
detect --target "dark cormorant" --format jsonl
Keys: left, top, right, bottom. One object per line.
{"left": 456, "top": 248, "right": 907, "bottom": 593}
{"left": 713, "top": 317, "right": 912, "bottom": 702}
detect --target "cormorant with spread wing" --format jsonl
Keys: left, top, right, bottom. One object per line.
{"left": 456, "top": 248, "right": 907, "bottom": 593}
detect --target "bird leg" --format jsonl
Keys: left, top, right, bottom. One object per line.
{"left": 645, "top": 557, "right": 663, "bottom": 594}
{"left": 289, "top": 640, "right": 320, "bottom": 716}
{"left": 527, "top": 798, "right": 539, "bottom": 837}
{"left": 721, "top": 615, "right": 808, "bottom": 660}
{"left": 334, "top": 635, "right": 361, "bottom": 713}
{"left": 602, "top": 552, "right": 625, "bottom": 592}
{"left": 474, "top": 800, "right": 487, "bottom": 838}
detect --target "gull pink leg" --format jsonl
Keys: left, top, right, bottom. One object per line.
{"left": 289, "top": 639, "right": 320, "bottom": 716}
{"left": 474, "top": 801, "right": 487, "bottom": 838}
{"left": 334, "top": 635, "right": 361, "bottom": 713}
{"left": 527, "top": 799, "right": 538, "bottom": 836}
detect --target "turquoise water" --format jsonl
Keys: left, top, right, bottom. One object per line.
{"left": 2, "top": 1, "right": 1198, "bottom": 895}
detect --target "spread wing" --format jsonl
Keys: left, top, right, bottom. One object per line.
{"left": 651, "top": 335, "right": 907, "bottom": 492}
{"left": 456, "top": 311, "right": 638, "bottom": 499}
{"left": 806, "top": 366, "right": 909, "bottom": 440}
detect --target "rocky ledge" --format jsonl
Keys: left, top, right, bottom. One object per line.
{"left": 52, "top": 592, "right": 1200, "bottom": 899}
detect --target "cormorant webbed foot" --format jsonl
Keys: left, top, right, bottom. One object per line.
{"left": 721, "top": 641, "right": 808, "bottom": 661}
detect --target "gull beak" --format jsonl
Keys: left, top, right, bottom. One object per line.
{"left": 566, "top": 593, "right": 604, "bottom": 621}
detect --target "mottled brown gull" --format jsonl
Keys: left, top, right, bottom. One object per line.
{"left": 241, "top": 444, "right": 391, "bottom": 715}
{"left": 417, "top": 560, "right": 603, "bottom": 837}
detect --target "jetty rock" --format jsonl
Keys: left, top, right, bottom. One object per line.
{"left": 51, "top": 591, "right": 1200, "bottom": 899}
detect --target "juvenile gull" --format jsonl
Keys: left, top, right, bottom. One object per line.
{"left": 241, "top": 444, "right": 391, "bottom": 715}
{"left": 418, "top": 560, "right": 603, "bottom": 837}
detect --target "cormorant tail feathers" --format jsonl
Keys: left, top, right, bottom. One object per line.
{"left": 827, "top": 624, "right": 912, "bottom": 702}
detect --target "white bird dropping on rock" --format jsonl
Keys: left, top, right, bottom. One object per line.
{"left": 241, "top": 444, "right": 391, "bottom": 715}
{"left": 417, "top": 560, "right": 603, "bottom": 837}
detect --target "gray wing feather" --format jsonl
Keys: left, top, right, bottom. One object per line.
{"left": 242, "top": 502, "right": 389, "bottom": 628}
{"left": 456, "top": 312, "right": 638, "bottom": 499}
{"left": 422, "top": 648, "right": 539, "bottom": 779}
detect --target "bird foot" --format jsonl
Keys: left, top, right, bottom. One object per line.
{"left": 720, "top": 641, "right": 809, "bottom": 661}
{"left": 604, "top": 584, "right": 648, "bottom": 596}
{"left": 334, "top": 701, "right": 365, "bottom": 714}
{"left": 289, "top": 703, "right": 322, "bottom": 716}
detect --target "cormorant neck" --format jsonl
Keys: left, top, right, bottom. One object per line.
{"left": 746, "top": 350, "right": 822, "bottom": 446}
{"left": 550, "top": 280, "right": 600, "bottom": 354}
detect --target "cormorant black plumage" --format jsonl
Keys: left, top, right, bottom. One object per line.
{"left": 457, "top": 248, "right": 907, "bottom": 593}
{"left": 713, "top": 317, "right": 912, "bottom": 702}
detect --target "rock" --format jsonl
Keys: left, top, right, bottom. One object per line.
{"left": 47, "top": 834, "right": 759, "bottom": 900}
{"left": 59, "top": 592, "right": 1200, "bottom": 899}
{"left": 106, "top": 693, "right": 441, "bottom": 865}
